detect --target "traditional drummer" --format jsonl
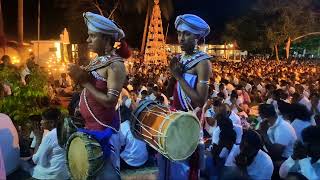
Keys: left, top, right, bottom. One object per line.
{"left": 67, "top": 12, "right": 129, "bottom": 179}
{"left": 159, "top": 14, "right": 212, "bottom": 180}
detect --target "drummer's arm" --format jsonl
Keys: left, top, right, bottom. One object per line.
{"left": 176, "top": 60, "right": 212, "bottom": 107}
{"left": 82, "top": 62, "right": 127, "bottom": 108}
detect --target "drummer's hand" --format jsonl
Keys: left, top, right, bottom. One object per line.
{"left": 169, "top": 56, "right": 183, "bottom": 80}
{"left": 67, "top": 64, "right": 90, "bottom": 85}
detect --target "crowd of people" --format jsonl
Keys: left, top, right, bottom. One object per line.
{"left": 0, "top": 11, "right": 320, "bottom": 180}
{"left": 123, "top": 57, "right": 320, "bottom": 180}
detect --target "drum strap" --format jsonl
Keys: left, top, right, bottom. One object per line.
{"left": 78, "top": 128, "right": 115, "bottom": 158}
{"left": 82, "top": 88, "right": 119, "bottom": 132}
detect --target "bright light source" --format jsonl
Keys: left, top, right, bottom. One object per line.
{"left": 28, "top": 49, "right": 32, "bottom": 52}
{"left": 54, "top": 42, "right": 61, "bottom": 61}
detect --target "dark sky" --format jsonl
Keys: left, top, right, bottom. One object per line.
{"left": 2, "top": 0, "right": 255, "bottom": 46}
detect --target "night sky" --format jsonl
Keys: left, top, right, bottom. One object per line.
{"left": 2, "top": 0, "right": 255, "bottom": 46}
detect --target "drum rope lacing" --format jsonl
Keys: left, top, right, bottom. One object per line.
{"left": 130, "top": 103, "right": 174, "bottom": 153}
{"left": 130, "top": 112, "right": 167, "bottom": 153}
{"left": 82, "top": 88, "right": 119, "bottom": 132}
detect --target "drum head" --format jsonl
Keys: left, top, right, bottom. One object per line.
{"left": 164, "top": 113, "right": 200, "bottom": 161}
{"left": 67, "top": 132, "right": 104, "bottom": 180}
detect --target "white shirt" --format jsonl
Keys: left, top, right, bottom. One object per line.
{"left": 224, "top": 97, "right": 242, "bottom": 110}
{"left": 245, "top": 83, "right": 252, "bottom": 92}
{"left": 229, "top": 111, "right": 242, "bottom": 126}
{"left": 211, "top": 124, "right": 243, "bottom": 145}
{"left": 291, "top": 119, "right": 312, "bottom": 141}
{"left": 226, "top": 83, "right": 235, "bottom": 95}
{"left": 279, "top": 157, "right": 320, "bottom": 180}
{"left": 225, "top": 145, "right": 274, "bottom": 180}
{"left": 119, "top": 120, "right": 148, "bottom": 167}
{"left": 299, "top": 96, "right": 312, "bottom": 111}
{"left": 267, "top": 116, "right": 297, "bottom": 158}
{"left": 0, "top": 113, "right": 20, "bottom": 175}
{"left": 30, "top": 130, "right": 50, "bottom": 148}
{"left": 160, "top": 93, "right": 169, "bottom": 106}
{"left": 31, "top": 128, "right": 70, "bottom": 180}
{"left": 146, "top": 93, "right": 156, "bottom": 101}
{"left": 257, "top": 84, "right": 265, "bottom": 94}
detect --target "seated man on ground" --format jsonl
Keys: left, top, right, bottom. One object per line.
{"left": 258, "top": 104, "right": 297, "bottom": 161}
{"left": 28, "top": 115, "right": 49, "bottom": 155}
{"left": 21, "top": 108, "right": 70, "bottom": 180}
{"left": 210, "top": 103, "right": 243, "bottom": 145}
{"left": 279, "top": 126, "right": 320, "bottom": 180}
{"left": 119, "top": 99, "right": 148, "bottom": 169}
{"left": 224, "top": 130, "right": 274, "bottom": 180}
{"left": 204, "top": 127, "right": 236, "bottom": 179}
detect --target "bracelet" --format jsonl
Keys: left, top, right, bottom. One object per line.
{"left": 107, "top": 91, "right": 120, "bottom": 97}
{"left": 199, "top": 80, "right": 209, "bottom": 85}
{"left": 108, "top": 89, "right": 120, "bottom": 94}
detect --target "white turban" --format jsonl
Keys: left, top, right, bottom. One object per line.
{"left": 83, "top": 12, "right": 125, "bottom": 41}
{"left": 175, "top": 14, "right": 210, "bottom": 38}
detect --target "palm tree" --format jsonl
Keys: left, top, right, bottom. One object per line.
{"left": 0, "top": 0, "right": 5, "bottom": 53}
{"left": 18, "top": 0, "right": 23, "bottom": 45}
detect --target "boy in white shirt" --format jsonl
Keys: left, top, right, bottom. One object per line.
{"left": 279, "top": 126, "right": 320, "bottom": 180}
{"left": 224, "top": 130, "right": 274, "bottom": 180}
{"left": 119, "top": 98, "right": 148, "bottom": 169}
{"left": 22, "top": 108, "right": 70, "bottom": 180}
{"left": 258, "top": 104, "right": 297, "bottom": 160}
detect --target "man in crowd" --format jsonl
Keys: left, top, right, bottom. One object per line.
{"left": 279, "top": 126, "right": 320, "bottom": 179}
{"left": 258, "top": 104, "right": 297, "bottom": 179}
{"left": 22, "top": 108, "right": 70, "bottom": 179}
{"left": 224, "top": 130, "right": 274, "bottom": 180}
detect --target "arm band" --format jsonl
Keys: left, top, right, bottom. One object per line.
{"left": 107, "top": 89, "right": 120, "bottom": 97}
{"left": 199, "top": 80, "right": 210, "bottom": 85}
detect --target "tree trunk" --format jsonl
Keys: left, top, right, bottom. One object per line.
{"left": 275, "top": 44, "right": 279, "bottom": 61}
{"left": 224, "top": 43, "right": 227, "bottom": 59}
{"left": 0, "top": 0, "right": 4, "bottom": 36}
{"left": 285, "top": 37, "right": 291, "bottom": 59}
{"left": 18, "top": 0, "right": 23, "bottom": 45}
{"left": 140, "top": 1, "right": 151, "bottom": 54}
{"left": 0, "top": 0, "right": 6, "bottom": 53}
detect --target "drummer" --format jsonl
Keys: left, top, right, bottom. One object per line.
{"left": 67, "top": 12, "right": 130, "bottom": 179}
{"left": 160, "top": 14, "right": 213, "bottom": 180}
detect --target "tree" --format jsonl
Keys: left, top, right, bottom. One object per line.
{"left": 222, "top": 13, "right": 269, "bottom": 53}
{"left": 223, "top": 0, "right": 318, "bottom": 59}
{"left": 254, "top": 0, "right": 316, "bottom": 60}
{"left": 0, "top": 68, "right": 49, "bottom": 124}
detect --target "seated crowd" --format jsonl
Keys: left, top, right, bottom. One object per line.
{"left": 0, "top": 54, "right": 320, "bottom": 179}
